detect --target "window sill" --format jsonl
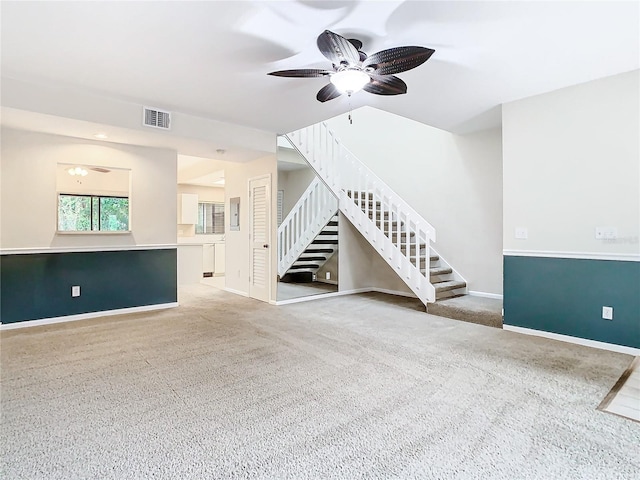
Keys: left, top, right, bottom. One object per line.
{"left": 56, "top": 231, "right": 132, "bottom": 235}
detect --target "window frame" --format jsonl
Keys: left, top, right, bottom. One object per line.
{"left": 57, "top": 193, "right": 131, "bottom": 234}
{"left": 196, "top": 201, "right": 225, "bottom": 235}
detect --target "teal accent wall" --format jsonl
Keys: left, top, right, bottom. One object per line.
{"left": 504, "top": 255, "right": 640, "bottom": 349}
{"left": 1, "top": 249, "right": 177, "bottom": 324}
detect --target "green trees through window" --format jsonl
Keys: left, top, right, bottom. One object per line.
{"left": 58, "top": 194, "right": 129, "bottom": 232}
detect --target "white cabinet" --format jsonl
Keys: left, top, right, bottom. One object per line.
{"left": 214, "top": 243, "right": 225, "bottom": 275}
{"left": 202, "top": 244, "right": 214, "bottom": 276}
{"left": 177, "top": 193, "right": 198, "bottom": 224}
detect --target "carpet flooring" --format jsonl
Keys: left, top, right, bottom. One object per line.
{"left": 1, "top": 285, "right": 639, "bottom": 479}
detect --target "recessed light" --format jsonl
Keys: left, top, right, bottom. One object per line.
{"left": 94, "top": 133, "right": 108, "bottom": 140}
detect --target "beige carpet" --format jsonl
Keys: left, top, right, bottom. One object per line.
{"left": 1, "top": 285, "right": 638, "bottom": 479}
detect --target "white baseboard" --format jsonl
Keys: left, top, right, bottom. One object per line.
{"left": 503, "top": 325, "right": 640, "bottom": 356}
{"left": 503, "top": 249, "right": 640, "bottom": 262}
{"left": 469, "top": 291, "right": 503, "bottom": 300}
{"left": 273, "top": 287, "right": 422, "bottom": 306}
{"left": 274, "top": 288, "right": 369, "bottom": 305}
{"left": 369, "top": 287, "right": 417, "bottom": 299}
{"left": 0, "top": 302, "right": 179, "bottom": 331}
{"left": 338, "top": 288, "right": 372, "bottom": 295}
{"left": 223, "top": 287, "right": 249, "bottom": 297}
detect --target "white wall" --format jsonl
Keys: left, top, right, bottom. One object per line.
{"left": 56, "top": 164, "right": 129, "bottom": 197}
{"left": 503, "top": 70, "right": 640, "bottom": 255}
{"left": 177, "top": 184, "right": 224, "bottom": 203}
{"left": 0, "top": 128, "right": 177, "bottom": 249}
{"left": 326, "top": 107, "right": 503, "bottom": 295}
{"left": 224, "top": 154, "right": 278, "bottom": 300}
{"left": 277, "top": 167, "right": 316, "bottom": 218}
{"left": 338, "top": 215, "right": 374, "bottom": 292}
{"left": 2, "top": 77, "right": 275, "bottom": 159}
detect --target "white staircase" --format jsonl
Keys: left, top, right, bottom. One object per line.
{"left": 277, "top": 176, "right": 338, "bottom": 278}
{"left": 285, "top": 122, "right": 467, "bottom": 306}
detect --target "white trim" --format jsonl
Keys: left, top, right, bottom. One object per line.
{"left": 469, "top": 291, "right": 504, "bottom": 300}
{"left": 0, "top": 302, "right": 179, "bottom": 330}
{"left": 274, "top": 288, "right": 371, "bottom": 305}
{"left": 273, "top": 287, "right": 420, "bottom": 306}
{"left": 223, "top": 287, "right": 249, "bottom": 297}
{"left": 1, "top": 244, "right": 178, "bottom": 255}
{"left": 503, "top": 325, "right": 640, "bottom": 356}
{"left": 503, "top": 249, "right": 640, "bottom": 262}
{"left": 369, "top": 287, "right": 417, "bottom": 299}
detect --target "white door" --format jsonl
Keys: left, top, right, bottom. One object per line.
{"left": 249, "top": 175, "right": 271, "bottom": 302}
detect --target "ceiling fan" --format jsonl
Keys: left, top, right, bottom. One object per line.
{"left": 268, "top": 30, "right": 435, "bottom": 102}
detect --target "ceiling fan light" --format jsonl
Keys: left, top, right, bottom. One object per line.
{"left": 68, "top": 167, "right": 88, "bottom": 176}
{"left": 330, "top": 69, "right": 370, "bottom": 94}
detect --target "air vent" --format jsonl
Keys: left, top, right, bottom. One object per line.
{"left": 143, "top": 106, "right": 171, "bottom": 130}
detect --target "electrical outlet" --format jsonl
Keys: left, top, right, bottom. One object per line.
{"left": 515, "top": 227, "right": 528, "bottom": 239}
{"left": 326, "top": 272, "right": 331, "bottom": 280}
{"left": 71, "top": 286, "right": 81, "bottom": 297}
{"left": 602, "top": 306, "right": 613, "bottom": 320}
{"left": 595, "top": 227, "right": 617, "bottom": 240}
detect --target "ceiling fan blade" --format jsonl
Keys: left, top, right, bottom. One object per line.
{"left": 90, "top": 167, "right": 111, "bottom": 173}
{"left": 363, "top": 75, "right": 407, "bottom": 96}
{"left": 363, "top": 46, "right": 435, "bottom": 75}
{"left": 268, "top": 69, "right": 332, "bottom": 78}
{"left": 317, "top": 30, "right": 361, "bottom": 66}
{"left": 316, "top": 83, "right": 342, "bottom": 103}
{"left": 348, "top": 38, "right": 363, "bottom": 50}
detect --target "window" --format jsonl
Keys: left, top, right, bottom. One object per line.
{"left": 196, "top": 202, "right": 224, "bottom": 234}
{"left": 58, "top": 194, "right": 129, "bottom": 232}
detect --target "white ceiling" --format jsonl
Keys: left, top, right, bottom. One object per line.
{"left": 1, "top": 1, "right": 638, "bottom": 136}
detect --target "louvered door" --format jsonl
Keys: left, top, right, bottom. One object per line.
{"left": 249, "top": 175, "right": 271, "bottom": 302}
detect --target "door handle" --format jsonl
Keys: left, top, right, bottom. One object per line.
{"left": 263, "top": 244, "right": 269, "bottom": 248}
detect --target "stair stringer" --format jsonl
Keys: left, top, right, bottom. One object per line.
{"left": 277, "top": 176, "right": 338, "bottom": 277}
{"left": 339, "top": 190, "right": 435, "bottom": 304}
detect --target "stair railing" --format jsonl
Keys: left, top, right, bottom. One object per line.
{"left": 277, "top": 176, "right": 338, "bottom": 277}
{"left": 286, "top": 122, "right": 440, "bottom": 304}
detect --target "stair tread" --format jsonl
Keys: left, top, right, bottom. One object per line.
{"left": 434, "top": 280, "right": 467, "bottom": 292}
{"left": 429, "top": 267, "right": 453, "bottom": 275}
{"left": 289, "top": 264, "right": 323, "bottom": 269}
